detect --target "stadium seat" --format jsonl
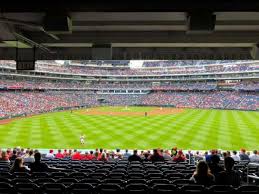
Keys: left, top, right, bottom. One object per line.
{"left": 237, "top": 185, "right": 259, "bottom": 193}
{"left": 172, "top": 179, "right": 192, "bottom": 186}
{"left": 14, "top": 183, "right": 40, "bottom": 194}
{"left": 56, "top": 178, "right": 78, "bottom": 186}
{"left": 0, "top": 178, "right": 12, "bottom": 184}
{"left": 31, "top": 172, "right": 49, "bottom": 178}
{"left": 207, "top": 185, "right": 235, "bottom": 193}
{"left": 79, "top": 178, "right": 102, "bottom": 186}
{"left": 50, "top": 172, "right": 68, "bottom": 179}
{"left": 96, "top": 183, "right": 123, "bottom": 194}
{"left": 151, "top": 184, "right": 177, "bottom": 194}
{"left": 103, "top": 179, "right": 126, "bottom": 186}
{"left": 128, "top": 173, "right": 145, "bottom": 179}
{"left": 13, "top": 172, "right": 30, "bottom": 178}
{"left": 13, "top": 178, "right": 33, "bottom": 184}
{"left": 0, "top": 182, "right": 15, "bottom": 194}
{"left": 68, "top": 172, "right": 88, "bottom": 179}
{"left": 33, "top": 178, "right": 56, "bottom": 186}
{"left": 127, "top": 179, "right": 147, "bottom": 185}
{"left": 125, "top": 183, "right": 149, "bottom": 194}
{"left": 108, "top": 172, "right": 126, "bottom": 179}
{"left": 68, "top": 183, "right": 94, "bottom": 194}
{"left": 148, "top": 179, "right": 171, "bottom": 186}
{"left": 147, "top": 173, "right": 164, "bottom": 179}
{"left": 180, "top": 185, "right": 205, "bottom": 193}
{"left": 42, "top": 183, "right": 66, "bottom": 194}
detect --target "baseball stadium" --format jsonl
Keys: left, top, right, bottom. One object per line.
{"left": 0, "top": 60, "right": 258, "bottom": 150}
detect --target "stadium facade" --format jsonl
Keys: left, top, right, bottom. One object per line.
{"left": 0, "top": 60, "right": 258, "bottom": 119}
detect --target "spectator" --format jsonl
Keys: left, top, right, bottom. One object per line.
{"left": 190, "top": 160, "right": 215, "bottom": 186}
{"left": 231, "top": 151, "right": 240, "bottom": 162}
{"left": 208, "top": 154, "right": 224, "bottom": 178}
{"left": 87, "top": 151, "right": 95, "bottom": 160}
{"left": 171, "top": 147, "right": 178, "bottom": 157}
{"left": 239, "top": 148, "right": 250, "bottom": 161}
{"left": 24, "top": 150, "right": 35, "bottom": 163}
{"left": 173, "top": 150, "right": 186, "bottom": 162}
{"left": 0, "top": 151, "right": 10, "bottom": 163}
{"left": 98, "top": 153, "right": 108, "bottom": 161}
{"left": 163, "top": 150, "right": 172, "bottom": 160}
{"left": 29, "top": 152, "right": 50, "bottom": 172}
{"left": 150, "top": 149, "right": 164, "bottom": 162}
{"left": 128, "top": 150, "right": 142, "bottom": 162}
{"left": 249, "top": 150, "right": 259, "bottom": 162}
{"left": 72, "top": 150, "right": 81, "bottom": 160}
{"left": 115, "top": 148, "right": 122, "bottom": 159}
{"left": 45, "top": 150, "right": 55, "bottom": 159}
{"left": 216, "top": 157, "right": 241, "bottom": 186}
{"left": 55, "top": 149, "right": 64, "bottom": 159}
{"left": 123, "top": 149, "right": 131, "bottom": 159}
{"left": 9, "top": 149, "right": 17, "bottom": 161}
{"left": 10, "top": 157, "right": 29, "bottom": 173}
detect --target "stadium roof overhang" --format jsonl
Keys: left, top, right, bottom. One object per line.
{"left": 1, "top": 0, "right": 259, "bottom": 60}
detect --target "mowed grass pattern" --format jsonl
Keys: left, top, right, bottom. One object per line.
{"left": 0, "top": 107, "right": 258, "bottom": 150}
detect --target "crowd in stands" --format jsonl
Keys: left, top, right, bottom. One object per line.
{"left": 0, "top": 78, "right": 258, "bottom": 91}
{"left": 1, "top": 60, "right": 258, "bottom": 76}
{"left": 142, "top": 91, "right": 258, "bottom": 110}
{"left": 0, "top": 90, "right": 258, "bottom": 118}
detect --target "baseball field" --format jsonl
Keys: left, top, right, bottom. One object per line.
{"left": 0, "top": 106, "right": 258, "bottom": 150}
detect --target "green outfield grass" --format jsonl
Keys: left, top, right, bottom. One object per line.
{"left": 0, "top": 106, "right": 258, "bottom": 150}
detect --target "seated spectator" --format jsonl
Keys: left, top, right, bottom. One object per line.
{"left": 10, "top": 157, "right": 29, "bottom": 173}
{"left": 208, "top": 154, "right": 224, "bottom": 178}
{"left": 239, "top": 148, "right": 250, "bottom": 161}
{"left": 24, "top": 150, "right": 35, "bottom": 163}
{"left": 115, "top": 148, "right": 122, "bottom": 159}
{"left": 249, "top": 150, "right": 259, "bottom": 162}
{"left": 128, "top": 150, "right": 142, "bottom": 162}
{"left": 0, "top": 151, "right": 10, "bottom": 163}
{"left": 150, "top": 149, "right": 164, "bottom": 162}
{"left": 123, "top": 149, "right": 131, "bottom": 159}
{"left": 185, "top": 150, "right": 194, "bottom": 164}
{"left": 29, "top": 152, "right": 49, "bottom": 172}
{"left": 143, "top": 153, "right": 150, "bottom": 162}
{"left": 98, "top": 153, "right": 108, "bottom": 161}
{"left": 231, "top": 151, "right": 240, "bottom": 162}
{"left": 55, "top": 149, "right": 64, "bottom": 159}
{"left": 163, "top": 150, "right": 172, "bottom": 160}
{"left": 216, "top": 157, "right": 241, "bottom": 186}
{"left": 190, "top": 160, "right": 215, "bottom": 186}
{"left": 173, "top": 150, "right": 186, "bottom": 162}
{"left": 171, "top": 147, "right": 178, "bottom": 157}
{"left": 72, "top": 150, "right": 81, "bottom": 160}
{"left": 9, "top": 149, "right": 17, "bottom": 161}
{"left": 62, "top": 149, "right": 68, "bottom": 158}
{"left": 45, "top": 150, "right": 55, "bottom": 159}
{"left": 87, "top": 151, "right": 95, "bottom": 160}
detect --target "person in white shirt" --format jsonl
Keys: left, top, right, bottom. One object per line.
{"left": 249, "top": 150, "right": 259, "bottom": 162}
{"left": 23, "top": 150, "right": 35, "bottom": 163}
{"left": 231, "top": 150, "right": 240, "bottom": 162}
{"left": 45, "top": 150, "right": 55, "bottom": 159}
{"left": 80, "top": 134, "right": 85, "bottom": 145}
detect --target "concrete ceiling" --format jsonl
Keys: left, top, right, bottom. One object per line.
{"left": 1, "top": 1, "right": 259, "bottom": 59}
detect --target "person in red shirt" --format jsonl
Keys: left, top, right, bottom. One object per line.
{"left": 173, "top": 150, "right": 186, "bottom": 162}
{"left": 55, "top": 149, "right": 64, "bottom": 159}
{"left": 86, "top": 151, "right": 95, "bottom": 160}
{"left": 62, "top": 149, "right": 68, "bottom": 157}
{"left": 72, "top": 150, "right": 82, "bottom": 160}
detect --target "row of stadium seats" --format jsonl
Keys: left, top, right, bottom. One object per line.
{"left": 0, "top": 181, "right": 259, "bottom": 194}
